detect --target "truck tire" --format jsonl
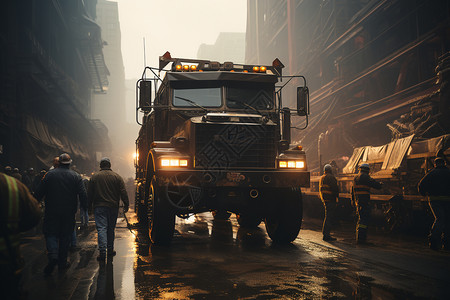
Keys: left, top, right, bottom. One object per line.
{"left": 265, "top": 188, "right": 303, "bottom": 243}
{"left": 212, "top": 210, "right": 231, "bottom": 220}
{"left": 236, "top": 213, "right": 262, "bottom": 228}
{"left": 136, "top": 184, "right": 148, "bottom": 227}
{"left": 148, "top": 181, "right": 175, "bottom": 245}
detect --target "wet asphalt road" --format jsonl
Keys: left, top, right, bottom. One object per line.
{"left": 19, "top": 212, "right": 450, "bottom": 299}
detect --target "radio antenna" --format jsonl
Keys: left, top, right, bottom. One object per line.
{"left": 143, "top": 37, "right": 147, "bottom": 78}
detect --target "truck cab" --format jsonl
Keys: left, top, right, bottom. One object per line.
{"left": 135, "top": 52, "right": 310, "bottom": 244}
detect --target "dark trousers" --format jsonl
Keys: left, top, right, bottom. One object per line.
{"left": 428, "top": 200, "right": 450, "bottom": 247}
{"left": 94, "top": 206, "right": 119, "bottom": 254}
{"left": 45, "top": 232, "right": 71, "bottom": 265}
{"left": 322, "top": 201, "right": 337, "bottom": 237}
{"left": 356, "top": 200, "right": 371, "bottom": 242}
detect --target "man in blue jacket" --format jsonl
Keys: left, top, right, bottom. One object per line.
{"left": 35, "top": 153, "right": 88, "bottom": 274}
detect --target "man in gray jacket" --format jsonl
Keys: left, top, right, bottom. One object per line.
{"left": 88, "top": 158, "right": 129, "bottom": 261}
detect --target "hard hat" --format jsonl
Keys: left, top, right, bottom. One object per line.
{"left": 4, "top": 166, "right": 12, "bottom": 172}
{"left": 100, "top": 157, "right": 111, "bottom": 164}
{"left": 100, "top": 157, "right": 111, "bottom": 168}
{"left": 59, "top": 153, "right": 72, "bottom": 165}
{"left": 359, "top": 163, "right": 370, "bottom": 171}
{"left": 324, "top": 164, "right": 333, "bottom": 173}
{"left": 13, "top": 168, "right": 19, "bottom": 172}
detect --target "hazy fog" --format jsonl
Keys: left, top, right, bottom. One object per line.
{"left": 116, "top": 0, "right": 247, "bottom": 79}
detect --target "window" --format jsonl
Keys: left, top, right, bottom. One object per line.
{"left": 173, "top": 87, "right": 222, "bottom": 107}
{"left": 226, "top": 86, "right": 274, "bottom": 110}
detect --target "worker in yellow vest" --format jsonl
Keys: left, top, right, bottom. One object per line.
{"left": 352, "top": 163, "right": 382, "bottom": 244}
{"left": 1, "top": 172, "right": 42, "bottom": 300}
{"left": 319, "top": 164, "right": 339, "bottom": 241}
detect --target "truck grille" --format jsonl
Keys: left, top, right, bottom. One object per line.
{"left": 194, "top": 123, "right": 277, "bottom": 169}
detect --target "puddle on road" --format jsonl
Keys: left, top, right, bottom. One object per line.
{"left": 109, "top": 215, "right": 427, "bottom": 299}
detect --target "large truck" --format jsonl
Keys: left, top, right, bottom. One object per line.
{"left": 134, "top": 52, "right": 310, "bottom": 244}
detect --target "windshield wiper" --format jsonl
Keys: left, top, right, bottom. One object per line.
{"left": 175, "top": 96, "right": 208, "bottom": 112}
{"left": 227, "top": 97, "right": 262, "bottom": 115}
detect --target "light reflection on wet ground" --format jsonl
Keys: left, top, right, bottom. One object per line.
{"left": 128, "top": 213, "right": 437, "bottom": 299}
{"left": 19, "top": 213, "right": 449, "bottom": 299}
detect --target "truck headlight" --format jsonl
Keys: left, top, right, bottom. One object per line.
{"left": 160, "top": 158, "right": 189, "bottom": 168}
{"left": 278, "top": 160, "right": 305, "bottom": 169}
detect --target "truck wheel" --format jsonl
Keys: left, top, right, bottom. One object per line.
{"left": 164, "top": 173, "right": 202, "bottom": 211}
{"left": 148, "top": 182, "right": 175, "bottom": 245}
{"left": 136, "top": 184, "right": 148, "bottom": 227}
{"left": 212, "top": 210, "right": 231, "bottom": 220}
{"left": 265, "top": 188, "right": 303, "bottom": 243}
{"left": 236, "top": 213, "right": 262, "bottom": 228}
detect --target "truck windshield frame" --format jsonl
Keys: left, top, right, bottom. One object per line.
{"left": 173, "top": 87, "right": 222, "bottom": 108}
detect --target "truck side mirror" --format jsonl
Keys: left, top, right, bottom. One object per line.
{"left": 139, "top": 80, "right": 152, "bottom": 110}
{"left": 297, "top": 86, "right": 309, "bottom": 116}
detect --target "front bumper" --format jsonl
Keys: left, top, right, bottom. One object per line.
{"left": 156, "top": 169, "right": 310, "bottom": 188}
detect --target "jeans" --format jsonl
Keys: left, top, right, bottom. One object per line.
{"left": 45, "top": 233, "right": 71, "bottom": 265}
{"left": 95, "top": 206, "right": 119, "bottom": 254}
{"left": 71, "top": 227, "right": 77, "bottom": 247}
{"left": 80, "top": 207, "right": 89, "bottom": 226}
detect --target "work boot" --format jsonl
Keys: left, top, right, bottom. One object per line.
{"left": 323, "top": 236, "right": 336, "bottom": 242}
{"left": 429, "top": 240, "right": 440, "bottom": 251}
{"left": 58, "top": 261, "right": 71, "bottom": 272}
{"left": 97, "top": 252, "right": 106, "bottom": 262}
{"left": 44, "top": 259, "right": 58, "bottom": 275}
{"left": 442, "top": 239, "right": 449, "bottom": 251}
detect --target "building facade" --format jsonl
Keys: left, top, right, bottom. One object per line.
{"left": 246, "top": 0, "right": 450, "bottom": 171}
{"left": 197, "top": 32, "right": 245, "bottom": 63}
{"left": 0, "top": 0, "right": 110, "bottom": 173}
{"left": 94, "top": 0, "right": 137, "bottom": 178}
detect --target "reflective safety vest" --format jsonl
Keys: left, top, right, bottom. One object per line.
{"left": 0, "top": 174, "right": 21, "bottom": 272}
{"left": 353, "top": 174, "right": 373, "bottom": 203}
{"left": 353, "top": 184, "right": 370, "bottom": 195}
{"left": 319, "top": 174, "right": 338, "bottom": 202}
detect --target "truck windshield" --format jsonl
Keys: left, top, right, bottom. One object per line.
{"left": 226, "top": 86, "right": 274, "bottom": 110}
{"left": 173, "top": 87, "right": 222, "bottom": 107}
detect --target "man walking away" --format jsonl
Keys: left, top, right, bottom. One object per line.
{"left": 88, "top": 158, "right": 129, "bottom": 261}
{"left": 11, "top": 168, "right": 22, "bottom": 182}
{"left": 1, "top": 172, "right": 42, "bottom": 300}
{"left": 418, "top": 157, "right": 450, "bottom": 250}
{"left": 49, "top": 156, "right": 60, "bottom": 170}
{"left": 35, "top": 153, "right": 87, "bottom": 275}
{"left": 352, "top": 163, "right": 382, "bottom": 244}
{"left": 80, "top": 174, "right": 90, "bottom": 230}
{"left": 4, "top": 166, "right": 12, "bottom": 176}
{"left": 319, "top": 164, "right": 340, "bottom": 241}
{"left": 32, "top": 169, "right": 46, "bottom": 194}
{"left": 22, "top": 168, "right": 35, "bottom": 193}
